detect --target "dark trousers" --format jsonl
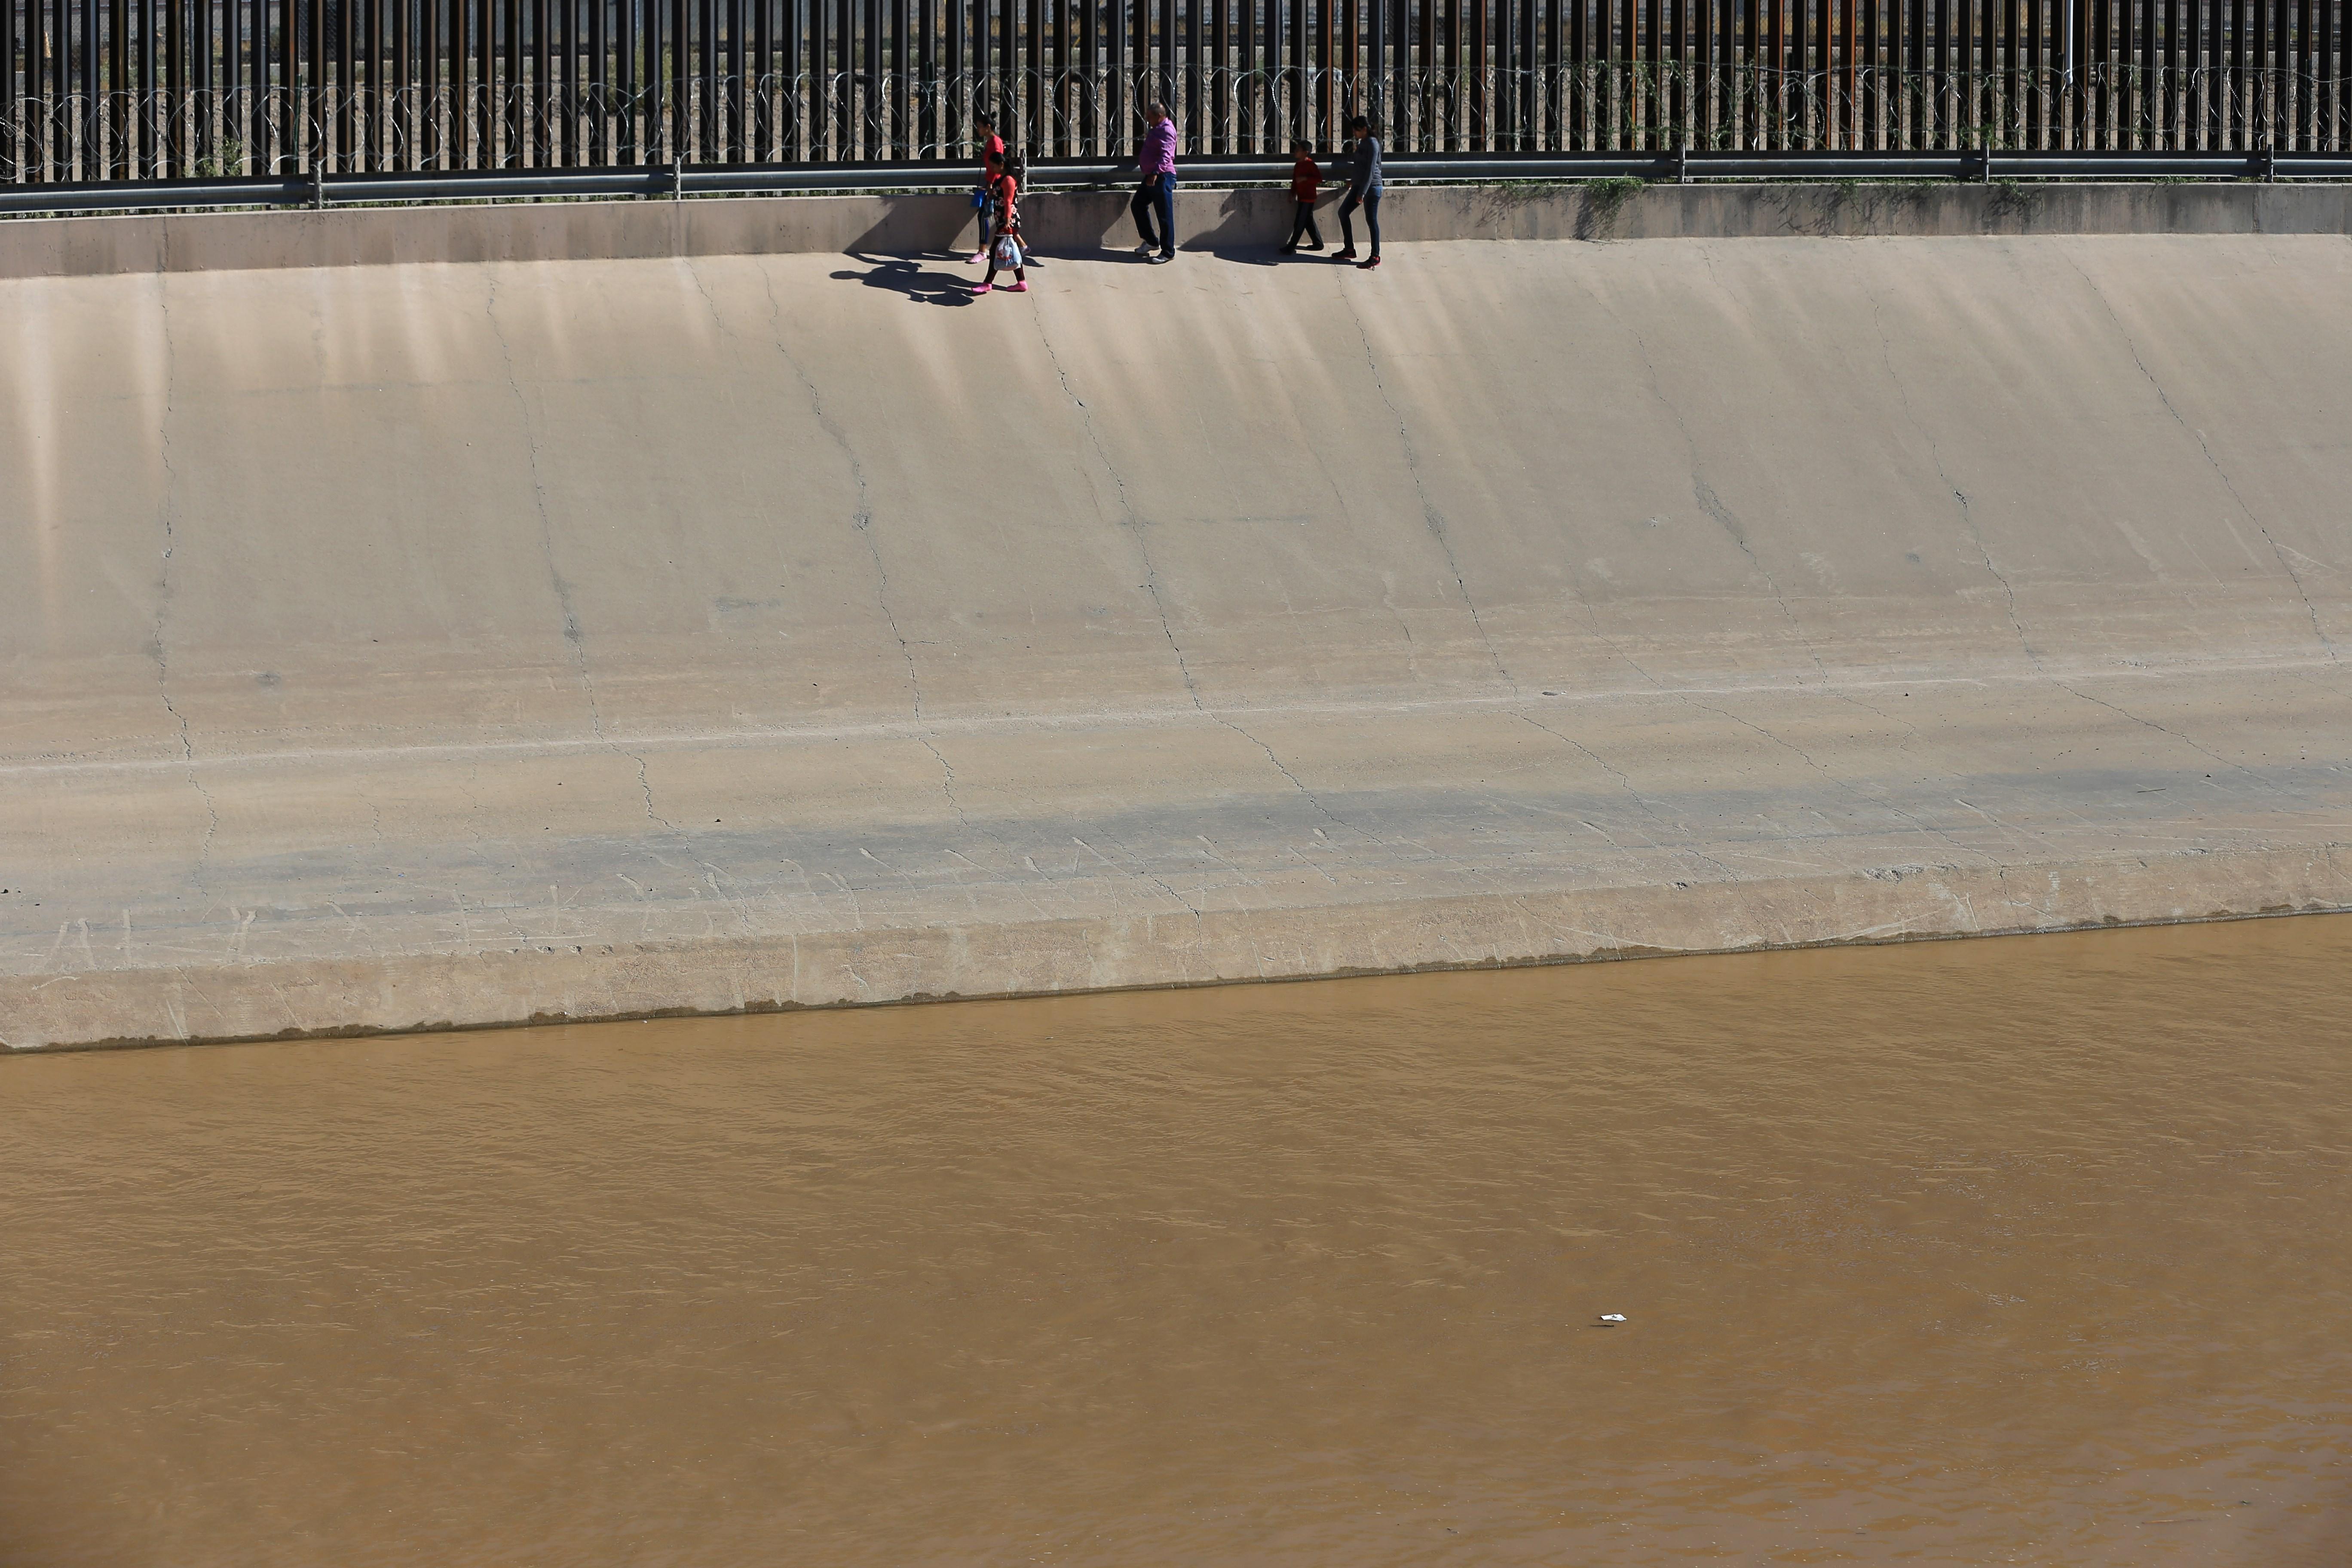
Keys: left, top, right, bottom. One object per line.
{"left": 1285, "top": 199, "right": 1323, "bottom": 248}
{"left": 1339, "top": 187, "right": 1381, "bottom": 256}
{"left": 1131, "top": 174, "right": 1177, "bottom": 256}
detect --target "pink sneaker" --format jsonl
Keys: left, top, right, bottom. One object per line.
{"left": 971, "top": 282, "right": 992, "bottom": 294}
{"left": 1005, "top": 280, "right": 1029, "bottom": 293}
{"left": 969, "top": 250, "right": 987, "bottom": 263}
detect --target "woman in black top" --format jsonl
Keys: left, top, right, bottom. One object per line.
{"left": 1337, "top": 116, "right": 1383, "bottom": 270}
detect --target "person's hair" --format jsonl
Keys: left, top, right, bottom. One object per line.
{"left": 1292, "top": 137, "right": 1313, "bottom": 153}
{"left": 1003, "top": 149, "right": 1026, "bottom": 180}
{"left": 1348, "top": 114, "right": 1373, "bottom": 132}
{"left": 1146, "top": 101, "right": 1168, "bottom": 118}
{"left": 975, "top": 110, "right": 995, "bottom": 128}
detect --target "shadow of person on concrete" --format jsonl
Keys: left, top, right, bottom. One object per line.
{"left": 1170, "top": 189, "right": 1298, "bottom": 267}
{"left": 829, "top": 253, "right": 978, "bottom": 306}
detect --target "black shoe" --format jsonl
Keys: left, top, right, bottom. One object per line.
{"left": 1280, "top": 244, "right": 1298, "bottom": 254}
{"left": 1150, "top": 252, "right": 1173, "bottom": 263}
{"left": 1358, "top": 255, "right": 1382, "bottom": 270}
{"left": 1305, "top": 240, "right": 1326, "bottom": 251}
{"left": 1335, "top": 248, "right": 1358, "bottom": 261}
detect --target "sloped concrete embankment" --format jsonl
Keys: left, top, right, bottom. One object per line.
{"left": 3, "top": 227, "right": 2349, "bottom": 1048}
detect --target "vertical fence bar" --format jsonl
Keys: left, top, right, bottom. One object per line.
{"left": 2255, "top": 0, "right": 2272, "bottom": 147}
{"left": 1731, "top": 0, "right": 1750, "bottom": 149}
{"left": 1740, "top": 0, "right": 1756, "bottom": 147}
{"left": 530, "top": 0, "right": 547, "bottom": 161}
{"left": 358, "top": 0, "right": 375, "bottom": 166}
{"left": 1315, "top": 0, "right": 1329, "bottom": 146}
{"left": 2269, "top": 0, "right": 2286, "bottom": 146}
{"left": 1566, "top": 0, "right": 1583, "bottom": 149}
{"left": 582, "top": 0, "right": 600, "bottom": 163}
{"left": 508, "top": 0, "right": 527, "bottom": 163}
{"left": 2322, "top": 0, "right": 2336, "bottom": 147}
{"left": 730, "top": 0, "right": 747, "bottom": 157}
{"left": 2161, "top": 0, "right": 2176, "bottom": 147}
{"left": 2331, "top": 0, "right": 2343, "bottom": 150}
{"left": 196, "top": 0, "right": 214, "bottom": 165}
{"left": 305, "top": 0, "right": 320, "bottom": 167}
{"left": 2010, "top": 0, "right": 2024, "bottom": 148}
{"left": 1205, "top": 0, "right": 1221, "bottom": 147}
{"left": 1547, "top": 0, "right": 1565, "bottom": 148}
{"left": 1516, "top": 0, "right": 1533, "bottom": 143}
{"left": 1283, "top": 0, "right": 1297, "bottom": 137}
{"left": 695, "top": 0, "right": 712, "bottom": 159}
{"left": 2181, "top": 0, "right": 2196, "bottom": 146}
{"left": 1185, "top": 0, "right": 1200, "bottom": 146}
{"left": 4, "top": 0, "right": 19, "bottom": 181}
{"left": 107, "top": 0, "right": 127, "bottom": 177}
{"left": 391, "top": 0, "right": 406, "bottom": 166}
{"left": 1810, "top": 0, "right": 1827, "bottom": 145}
{"left": 2300, "top": 0, "right": 2310, "bottom": 146}
{"left": 1106, "top": 0, "right": 1122, "bottom": 151}
{"left": 2087, "top": 0, "right": 2102, "bottom": 142}
{"left": 1614, "top": 0, "right": 1626, "bottom": 148}
{"left": 462, "top": 0, "right": 479, "bottom": 167}
{"left": 839, "top": 0, "right": 851, "bottom": 159}
{"left": 1464, "top": 0, "right": 1479, "bottom": 146}
{"left": 2227, "top": 0, "right": 2242, "bottom": 146}
{"left": 2207, "top": 0, "right": 2220, "bottom": 149}
{"left": 30, "top": 0, "right": 51, "bottom": 178}
{"left": 2183, "top": 0, "right": 2201, "bottom": 146}
{"left": 1963, "top": 0, "right": 1979, "bottom": 147}
{"left": 399, "top": 0, "right": 416, "bottom": 165}
{"left": 152, "top": 0, "right": 170, "bottom": 173}
{"left": 911, "top": 0, "right": 925, "bottom": 156}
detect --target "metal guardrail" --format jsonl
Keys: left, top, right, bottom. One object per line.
{"left": 5, "top": 148, "right": 2349, "bottom": 215}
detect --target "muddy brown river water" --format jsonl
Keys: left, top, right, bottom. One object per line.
{"left": 6, "top": 916, "right": 2351, "bottom": 1565}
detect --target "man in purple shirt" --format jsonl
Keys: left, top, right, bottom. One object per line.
{"left": 1130, "top": 102, "right": 1178, "bottom": 263}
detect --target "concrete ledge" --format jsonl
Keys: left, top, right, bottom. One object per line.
{"left": 3, "top": 178, "right": 2350, "bottom": 278}
{"left": 9, "top": 844, "right": 2346, "bottom": 1051}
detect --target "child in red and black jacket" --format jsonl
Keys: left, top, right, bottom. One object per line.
{"left": 1281, "top": 140, "right": 1326, "bottom": 254}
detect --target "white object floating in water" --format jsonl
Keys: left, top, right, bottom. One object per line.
{"left": 1598, "top": 1314, "right": 1627, "bottom": 1324}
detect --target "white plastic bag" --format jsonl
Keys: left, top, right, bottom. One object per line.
{"left": 992, "top": 233, "right": 1024, "bottom": 270}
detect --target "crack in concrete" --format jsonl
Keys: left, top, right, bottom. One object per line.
{"left": 2042, "top": 676, "right": 2284, "bottom": 796}
{"left": 1866, "top": 283, "right": 2043, "bottom": 670}
{"left": 1074, "top": 833, "right": 1202, "bottom": 918}
{"left": 1581, "top": 271, "right": 1825, "bottom": 681}
{"left": 486, "top": 275, "right": 701, "bottom": 857}
{"left": 149, "top": 274, "right": 219, "bottom": 893}
{"left": 1029, "top": 299, "right": 1204, "bottom": 708}
{"left": 2060, "top": 250, "right": 2340, "bottom": 666}
{"left": 746, "top": 262, "right": 928, "bottom": 718}
{"left": 909, "top": 731, "right": 1036, "bottom": 885}
{"left": 1213, "top": 716, "right": 1357, "bottom": 836}
{"left": 1677, "top": 690, "right": 1998, "bottom": 870}
{"left": 485, "top": 276, "right": 610, "bottom": 741}
{"left": 1335, "top": 282, "right": 1515, "bottom": 692}
{"left": 1513, "top": 710, "right": 1742, "bottom": 881}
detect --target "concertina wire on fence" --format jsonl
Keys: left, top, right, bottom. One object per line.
{"left": 5, "top": 0, "right": 2349, "bottom": 184}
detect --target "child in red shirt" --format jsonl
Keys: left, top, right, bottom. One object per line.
{"left": 973, "top": 153, "right": 1029, "bottom": 294}
{"left": 1281, "top": 139, "right": 1326, "bottom": 254}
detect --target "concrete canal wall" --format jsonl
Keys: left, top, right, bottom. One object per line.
{"left": 3, "top": 189, "right": 2349, "bottom": 1048}
{"left": 6, "top": 178, "right": 2352, "bottom": 278}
